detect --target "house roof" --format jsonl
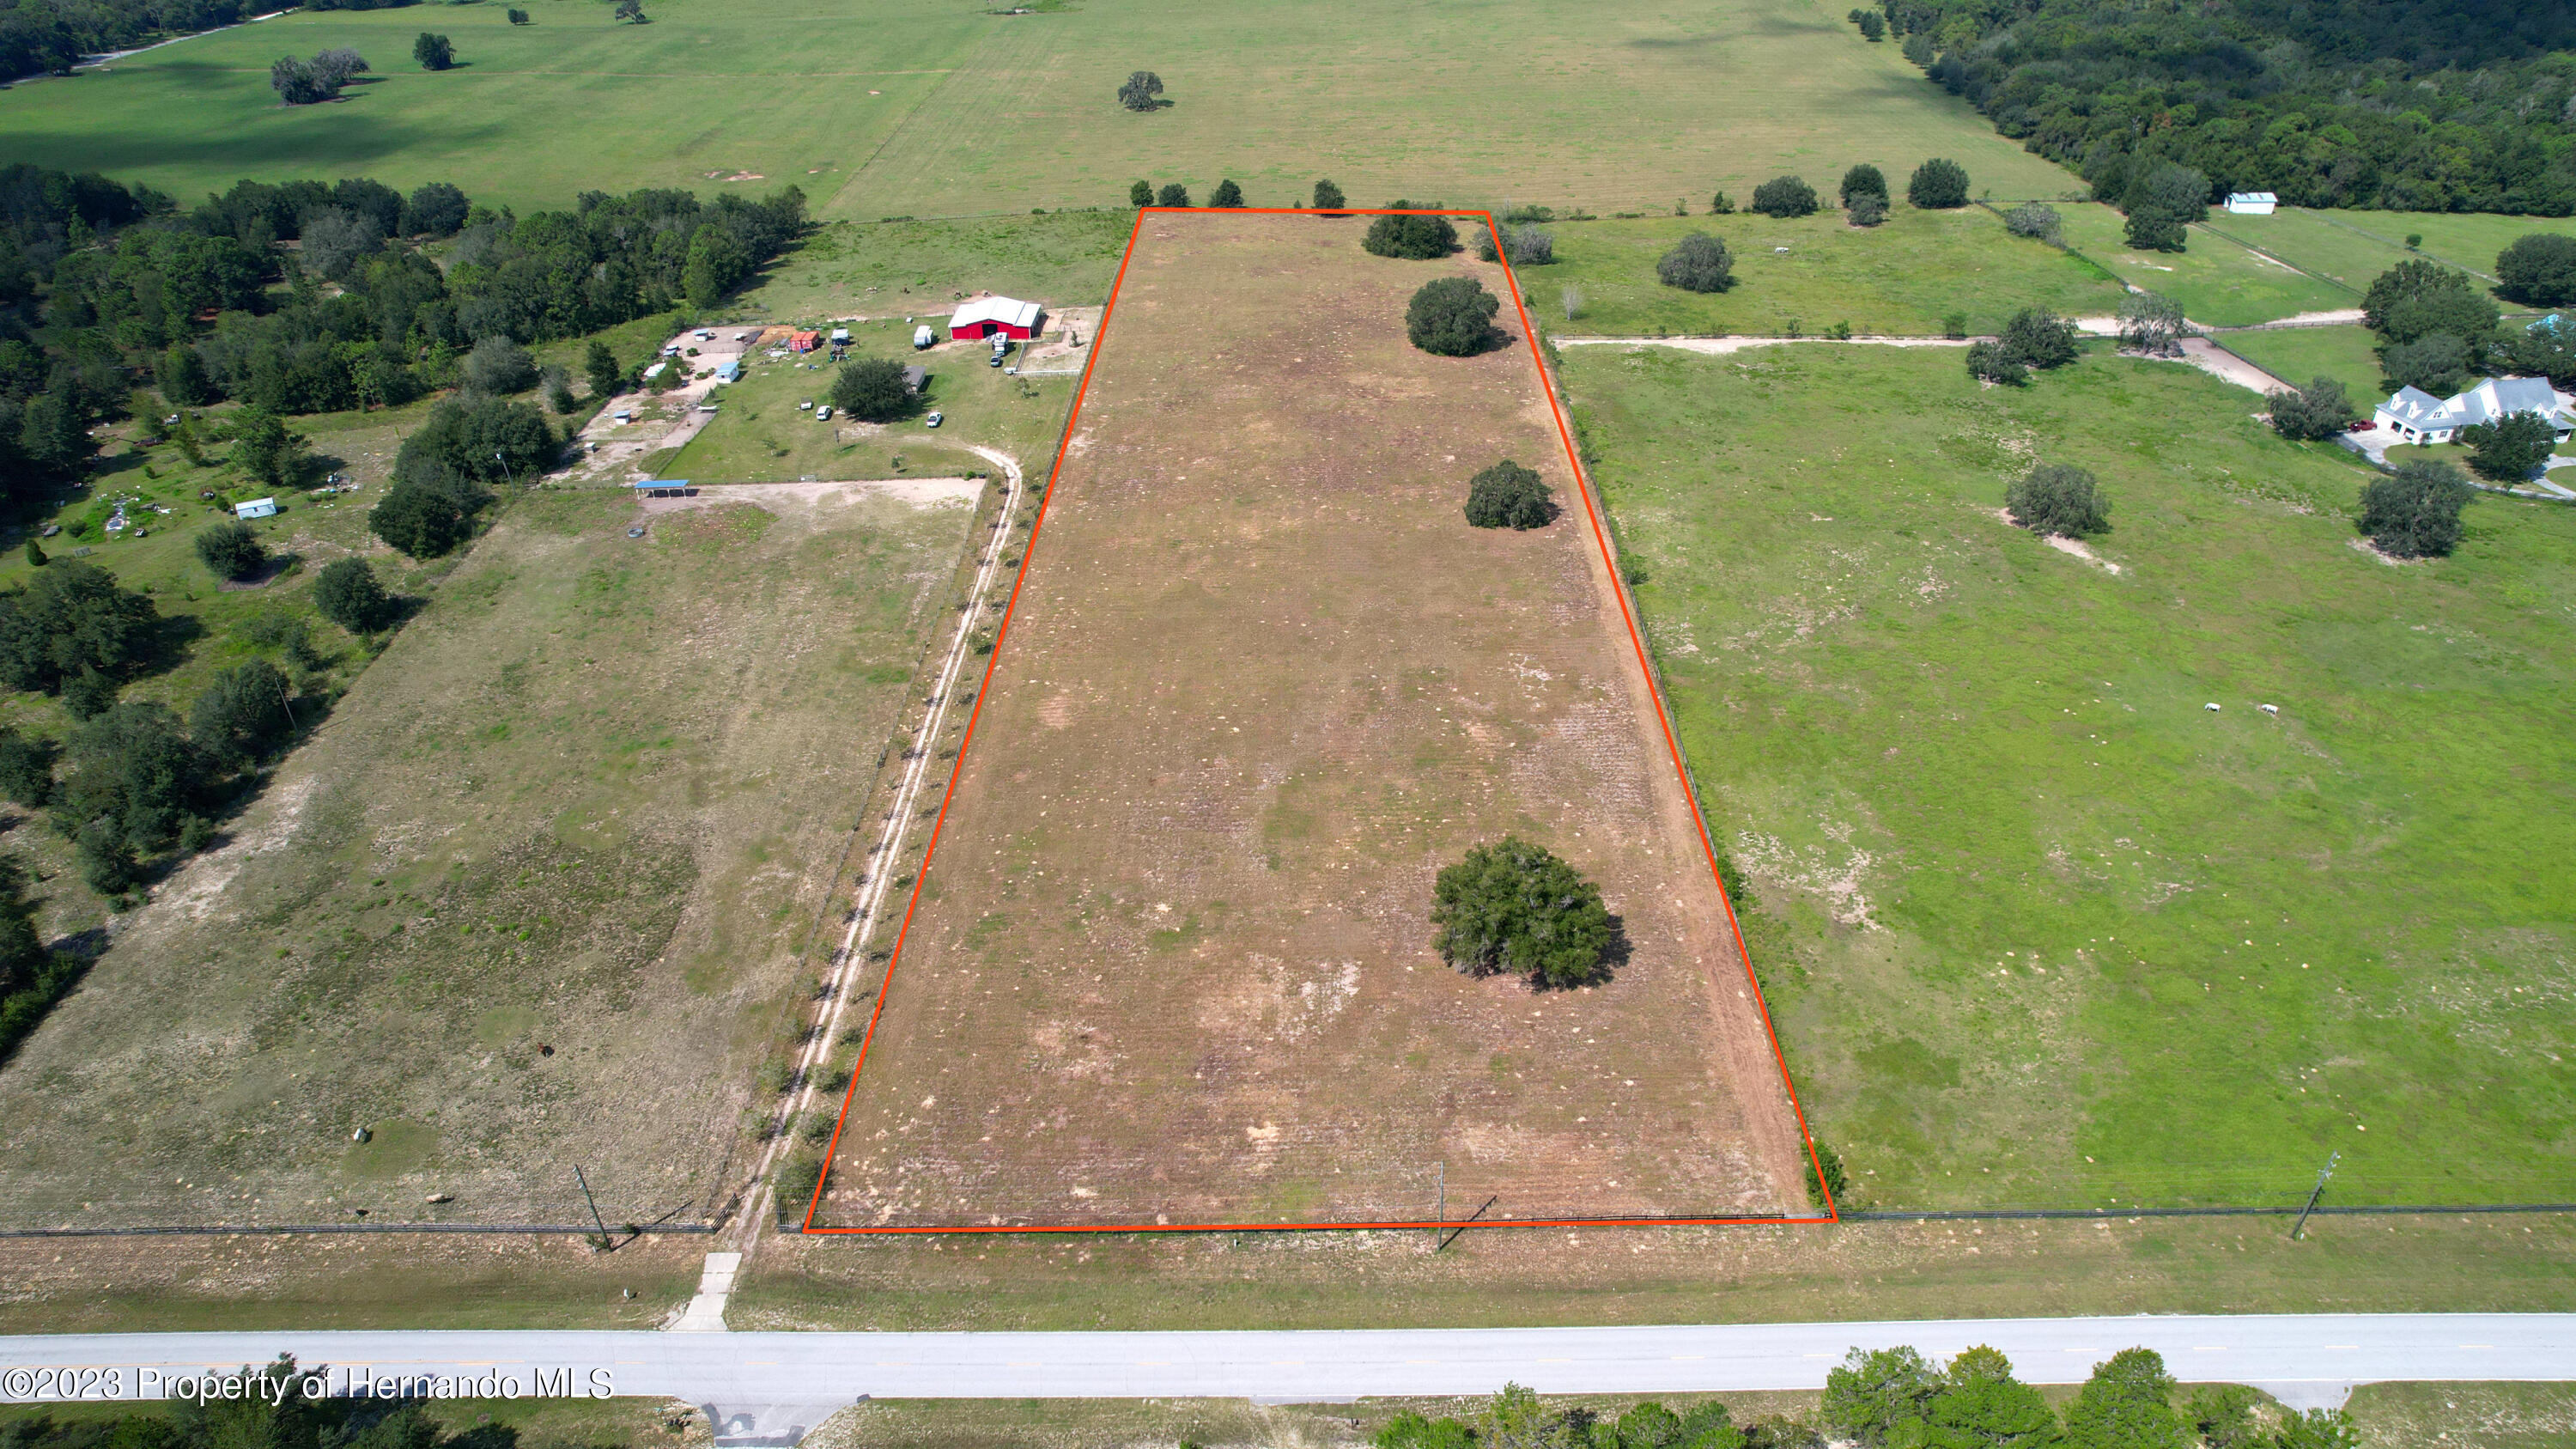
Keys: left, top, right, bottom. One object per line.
{"left": 2227, "top": 192, "right": 2277, "bottom": 204}
{"left": 2380, "top": 376, "right": 2569, "bottom": 431}
{"left": 950, "top": 295, "right": 1042, "bottom": 330}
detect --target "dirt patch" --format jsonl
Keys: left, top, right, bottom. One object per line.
{"left": 1990, "top": 508, "right": 2123, "bottom": 575}
{"left": 814, "top": 213, "right": 1813, "bottom": 1231}
{"left": 2348, "top": 537, "right": 2427, "bottom": 566}
{"left": 636, "top": 478, "right": 983, "bottom": 516}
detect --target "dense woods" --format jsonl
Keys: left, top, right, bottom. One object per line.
{"left": 1882, "top": 0, "right": 2576, "bottom": 214}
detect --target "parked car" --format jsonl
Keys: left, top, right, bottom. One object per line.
{"left": 926, "top": 411, "right": 944, "bottom": 428}
{"left": 816, "top": 405, "right": 834, "bottom": 420}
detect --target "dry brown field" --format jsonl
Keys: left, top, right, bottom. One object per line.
{"left": 0, "top": 483, "right": 982, "bottom": 1231}
{"left": 814, "top": 211, "right": 1811, "bottom": 1231}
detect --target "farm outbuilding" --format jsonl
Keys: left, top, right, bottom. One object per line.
{"left": 949, "top": 296, "right": 1043, "bottom": 341}
{"left": 2225, "top": 192, "right": 2277, "bottom": 214}
{"left": 234, "top": 497, "right": 277, "bottom": 520}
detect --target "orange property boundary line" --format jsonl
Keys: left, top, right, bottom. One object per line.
{"left": 803, "top": 207, "right": 1838, "bottom": 1234}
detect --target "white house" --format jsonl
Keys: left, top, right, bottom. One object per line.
{"left": 2225, "top": 192, "right": 2277, "bottom": 215}
{"left": 2373, "top": 375, "right": 2574, "bottom": 445}
{"left": 234, "top": 497, "right": 277, "bottom": 520}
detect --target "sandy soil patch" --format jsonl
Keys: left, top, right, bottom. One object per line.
{"left": 1557, "top": 336, "right": 1976, "bottom": 356}
{"left": 635, "top": 478, "right": 982, "bottom": 516}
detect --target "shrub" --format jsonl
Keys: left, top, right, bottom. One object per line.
{"left": 1155, "top": 182, "right": 1190, "bottom": 208}
{"left": 1656, "top": 231, "right": 1734, "bottom": 293}
{"left": 1463, "top": 460, "right": 1555, "bottom": 529}
{"left": 584, "top": 340, "right": 623, "bottom": 399}
{"left": 1709, "top": 191, "right": 1734, "bottom": 215}
{"left": 411, "top": 32, "right": 453, "bottom": 70}
{"left": 1856, "top": 9, "right": 1883, "bottom": 38}
{"left": 2123, "top": 208, "right": 2188, "bottom": 253}
{"left": 1838, "top": 164, "right": 1886, "bottom": 208}
{"left": 2002, "top": 201, "right": 2060, "bottom": 241}
{"left": 1363, "top": 212, "right": 1458, "bottom": 259}
{"left": 2361, "top": 460, "right": 2474, "bottom": 557}
{"left": 461, "top": 335, "right": 538, "bottom": 394}
{"left": 0, "top": 563, "right": 160, "bottom": 695}
{"left": 1847, "top": 192, "right": 1886, "bottom": 228}
{"left": 2496, "top": 234, "right": 2576, "bottom": 307}
{"left": 312, "top": 46, "right": 368, "bottom": 86}
{"left": 2460, "top": 411, "right": 2555, "bottom": 482}
{"left": 1474, "top": 225, "right": 1552, "bottom": 266}
{"left": 1311, "top": 179, "right": 1346, "bottom": 211}
{"left": 1964, "top": 339, "right": 2026, "bottom": 386}
{"left": 1430, "top": 836, "right": 1614, "bottom": 989}
{"left": 2006, "top": 461, "right": 2110, "bottom": 537}
{"left": 194, "top": 521, "right": 266, "bottom": 581}
{"left": 507, "top": 6, "right": 528, "bottom": 20}
{"left": 1208, "top": 178, "right": 1244, "bottom": 208}
{"left": 313, "top": 557, "right": 397, "bottom": 634}
{"left": 1906, "top": 157, "right": 1969, "bottom": 208}
{"left": 57, "top": 701, "right": 213, "bottom": 861}
{"left": 2267, "top": 376, "right": 2357, "bottom": 441}
{"left": 1115, "top": 70, "right": 1163, "bottom": 111}
{"left": 1128, "top": 179, "right": 1152, "bottom": 207}
{"left": 831, "top": 357, "right": 914, "bottom": 422}
{"left": 268, "top": 56, "right": 337, "bottom": 105}
{"left": 1998, "top": 307, "right": 2080, "bottom": 370}
{"left": 230, "top": 406, "right": 307, "bottom": 488}
{"left": 1750, "top": 175, "right": 1818, "bottom": 218}
{"left": 1405, "top": 276, "right": 1500, "bottom": 356}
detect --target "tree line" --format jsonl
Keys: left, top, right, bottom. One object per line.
{"left": 0, "top": 161, "right": 805, "bottom": 507}
{"left": 1372, "top": 1347, "right": 2356, "bottom": 1449}
{"left": 1877, "top": 0, "right": 2576, "bottom": 216}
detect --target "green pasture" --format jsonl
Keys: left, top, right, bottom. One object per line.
{"left": 2213, "top": 324, "right": 2385, "bottom": 403}
{"left": 1533, "top": 208, "right": 2125, "bottom": 338}
{"left": 0, "top": 0, "right": 2076, "bottom": 219}
{"left": 2196, "top": 208, "right": 2417, "bottom": 297}
{"left": 663, "top": 322, "right": 1074, "bottom": 484}
{"left": 2053, "top": 204, "right": 2353, "bottom": 326}
{"left": 746, "top": 211, "right": 1134, "bottom": 321}
{"left": 2295, "top": 209, "right": 2576, "bottom": 286}
{"left": 0, "top": 0, "right": 973, "bottom": 211}
{"left": 1559, "top": 340, "right": 2576, "bottom": 1210}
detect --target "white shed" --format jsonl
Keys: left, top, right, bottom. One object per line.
{"left": 234, "top": 497, "right": 277, "bottom": 520}
{"left": 2225, "top": 192, "right": 2277, "bottom": 215}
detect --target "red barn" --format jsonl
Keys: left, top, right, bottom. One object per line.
{"left": 949, "top": 296, "right": 1043, "bottom": 341}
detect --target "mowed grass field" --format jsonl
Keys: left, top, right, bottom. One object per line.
{"left": 2055, "top": 204, "right": 2354, "bottom": 326}
{"left": 1557, "top": 341, "right": 2576, "bottom": 1210}
{"left": 2215, "top": 324, "right": 2385, "bottom": 402}
{"left": 0, "top": 0, "right": 2071, "bottom": 219}
{"left": 0, "top": 478, "right": 975, "bottom": 1227}
{"left": 815, "top": 211, "right": 1811, "bottom": 1230}
{"left": 1538, "top": 208, "right": 2127, "bottom": 338}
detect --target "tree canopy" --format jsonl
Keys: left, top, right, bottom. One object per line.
{"left": 1311, "top": 179, "right": 1346, "bottom": 211}
{"left": 2003, "top": 202, "right": 2060, "bottom": 241}
{"left": 1404, "top": 276, "right": 1500, "bottom": 356}
{"left": 1906, "top": 157, "right": 1970, "bottom": 208}
{"left": 1430, "top": 836, "right": 1615, "bottom": 989}
{"left": 1116, "top": 70, "right": 1165, "bottom": 111}
{"left": 1155, "top": 183, "right": 1190, "bottom": 207}
{"left": 193, "top": 521, "right": 266, "bottom": 581}
{"left": 411, "top": 32, "right": 453, "bottom": 70}
{"left": 2360, "top": 459, "right": 2475, "bottom": 557}
{"left": 461, "top": 334, "right": 537, "bottom": 393}
{"left": 1363, "top": 212, "right": 1458, "bottom": 259}
{"left": 2006, "top": 461, "right": 2111, "bottom": 537}
{"left": 2266, "top": 376, "right": 2358, "bottom": 441}
{"left": 2460, "top": 411, "right": 2555, "bottom": 482}
{"left": 1998, "top": 307, "right": 2081, "bottom": 370}
{"left": 2497, "top": 234, "right": 2576, "bottom": 307}
{"left": 2062, "top": 1348, "right": 2187, "bottom": 1449}
{"left": 1464, "top": 460, "right": 1555, "bottom": 529}
{"left": 2115, "top": 291, "right": 2186, "bottom": 353}
{"left": 1751, "top": 175, "right": 1818, "bottom": 217}
{"left": 831, "top": 356, "right": 914, "bottom": 422}
{"left": 2362, "top": 260, "right": 2499, "bottom": 349}
{"left": 1839, "top": 164, "right": 1886, "bottom": 208}
{"left": 313, "top": 557, "right": 397, "bottom": 634}
{"left": 1656, "top": 232, "right": 1734, "bottom": 293}
{"left": 1209, "top": 179, "right": 1244, "bottom": 208}
{"left": 0, "top": 563, "right": 161, "bottom": 694}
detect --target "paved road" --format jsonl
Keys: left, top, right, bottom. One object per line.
{"left": 5, "top": 1317, "right": 2572, "bottom": 1440}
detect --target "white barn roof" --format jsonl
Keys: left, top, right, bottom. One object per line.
{"left": 950, "top": 296, "right": 1042, "bottom": 331}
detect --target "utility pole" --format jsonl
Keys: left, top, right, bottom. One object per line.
{"left": 2291, "top": 1150, "right": 2340, "bottom": 1240}
{"left": 575, "top": 1165, "right": 613, "bottom": 1251}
